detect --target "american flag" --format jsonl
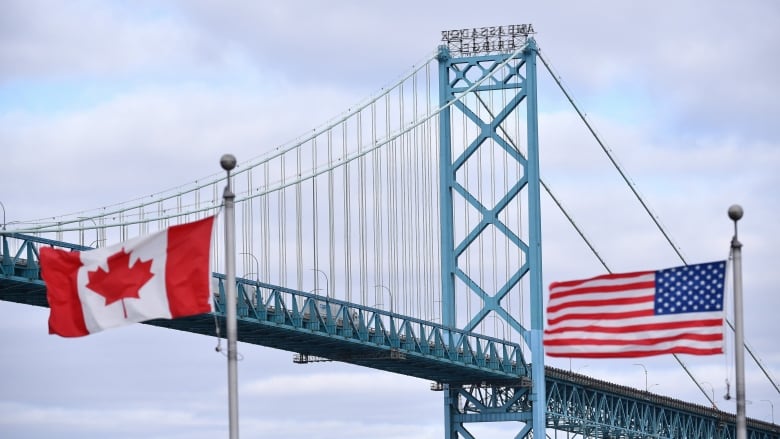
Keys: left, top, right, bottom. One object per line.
{"left": 543, "top": 261, "right": 727, "bottom": 358}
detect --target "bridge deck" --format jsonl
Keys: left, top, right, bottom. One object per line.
{"left": 0, "top": 272, "right": 527, "bottom": 384}
{"left": 1, "top": 233, "right": 527, "bottom": 385}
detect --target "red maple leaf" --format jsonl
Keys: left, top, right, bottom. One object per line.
{"left": 87, "top": 248, "right": 154, "bottom": 318}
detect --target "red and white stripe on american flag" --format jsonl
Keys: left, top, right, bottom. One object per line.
{"left": 543, "top": 262, "right": 726, "bottom": 358}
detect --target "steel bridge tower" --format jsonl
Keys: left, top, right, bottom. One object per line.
{"left": 438, "top": 29, "right": 544, "bottom": 438}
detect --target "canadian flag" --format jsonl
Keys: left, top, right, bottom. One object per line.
{"left": 40, "top": 216, "right": 216, "bottom": 337}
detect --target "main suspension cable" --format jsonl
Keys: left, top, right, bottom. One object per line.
{"left": 537, "top": 48, "right": 780, "bottom": 399}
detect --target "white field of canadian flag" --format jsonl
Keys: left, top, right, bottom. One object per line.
{"left": 40, "top": 216, "right": 215, "bottom": 337}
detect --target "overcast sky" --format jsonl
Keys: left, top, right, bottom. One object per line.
{"left": 2, "top": 1, "right": 779, "bottom": 437}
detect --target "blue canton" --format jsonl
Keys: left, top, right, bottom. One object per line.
{"left": 654, "top": 261, "right": 726, "bottom": 315}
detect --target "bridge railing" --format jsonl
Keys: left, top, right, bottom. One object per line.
{"left": 213, "top": 272, "right": 528, "bottom": 378}
{"left": 1, "top": 233, "right": 91, "bottom": 279}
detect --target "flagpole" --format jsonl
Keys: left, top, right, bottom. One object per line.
{"left": 221, "top": 154, "right": 239, "bottom": 439}
{"left": 728, "top": 204, "right": 746, "bottom": 439}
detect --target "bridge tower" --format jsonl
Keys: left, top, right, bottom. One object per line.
{"left": 437, "top": 27, "right": 545, "bottom": 438}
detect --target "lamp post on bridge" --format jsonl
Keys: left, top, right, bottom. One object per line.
{"left": 78, "top": 216, "right": 100, "bottom": 248}
{"left": 311, "top": 268, "right": 329, "bottom": 299}
{"left": 240, "top": 252, "right": 261, "bottom": 282}
{"left": 633, "top": 363, "right": 648, "bottom": 392}
{"left": 374, "top": 285, "right": 394, "bottom": 314}
{"left": 491, "top": 314, "right": 506, "bottom": 340}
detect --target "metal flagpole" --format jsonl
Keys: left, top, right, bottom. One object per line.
{"left": 728, "top": 204, "right": 746, "bottom": 439}
{"left": 222, "top": 154, "right": 240, "bottom": 439}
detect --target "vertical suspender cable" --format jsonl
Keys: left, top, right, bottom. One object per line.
{"left": 489, "top": 90, "right": 499, "bottom": 339}
{"left": 478, "top": 93, "right": 486, "bottom": 335}
{"left": 421, "top": 64, "right": 431, "bottom": 321}
{"left": 312, "top": 138, "right": 320, "bottom": 291}
{"left": 343, "top": 121, "right": 352, "bottom": 303}
{"left": 386, "top": 92, "right": 397, "bottom": 312}
{"left": 327, "top": 129, "right": 335, "bottom": 299}
{"left": 195, "top": 182, "right": 201, "bottom": 222}
{"left": 462, "top": 94, "right": 470, "bottom": 328}
{"left": 500, "top": 86, "right": 511, "bottom": 342}
{"left": 157, "top": 201, "right": 163, "bottom": 233}
{"left": 211, "top": 183, "right": 219, "bottom": 271}
{"left": 473, "top": 93, "right": 484, "bottom": 334}
{"left": 413, "top": 70, "right": 422, "bottom": 318}
{"left": 278, "top": 156, "right": 286, "bottom": 286}
{"left": 244, "top": 171, "right": 253, "bottom": 275}
{"left": 509, "top": 86, "right": 518, "bottom": 343}
{"left": 398, "top": 82, "right": 407, "bottom": 315}
{"left": 296, "top": 147, "right": 303, "bottom": 290}
{"left": 78, "top": 219, "right": 84, "bottom": 247}
{"left": 427, "top": 61, "right": 439, "bottom": 323}
{"left": 120, "top": 210, "right": 126, "bottom": 242}
{"left": 358, "top": 111, "right": 368, "bottom": 306}
{"left": 372, "top": 101, "right": 383, "bottom": 304}
{"left": 262, "top": 162, "right": 270, "bottom": 280}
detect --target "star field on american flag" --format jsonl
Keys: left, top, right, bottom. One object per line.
{"left": 654, "top": 261, "right": 726, "bottom": 315}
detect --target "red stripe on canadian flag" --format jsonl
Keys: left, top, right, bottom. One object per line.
{"left": 40, "top": 216, "right": 216, "bottom": 337}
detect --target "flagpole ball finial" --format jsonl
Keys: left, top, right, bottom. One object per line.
{"left": 220, "top": 154, "right": 237, "bottom": 171}
{"left": 728, "top": 204, "right": 744, "bottom": 222}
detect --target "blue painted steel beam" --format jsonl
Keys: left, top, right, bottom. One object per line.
{"left": 438, "top": 46, "right": 457, "bottom": 330}
{"left": 523, "top": 38, "right": 547, "bottom": 437}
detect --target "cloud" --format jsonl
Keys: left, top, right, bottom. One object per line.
{"left": 0, "top": 402, "right": 219, "bottom": 429}
{"left": 237, "top": 418, "right": 441, "bottom": 439}
{"left": 244, "top": 370, "right": 424, "bottom": 396}
{"left": 0, "top": 0, "right": 227, "bottom": 83}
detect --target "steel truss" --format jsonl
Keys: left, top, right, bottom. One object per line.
{"left": 0, "top": 233, "right": 525, "bottom": 383}
{"left": 545, "top": 367, "right": 778, "bottom": 439}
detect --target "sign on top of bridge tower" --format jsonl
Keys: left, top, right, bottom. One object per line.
{"left": 440, "top": 24, "right": 535, "bottom": 56}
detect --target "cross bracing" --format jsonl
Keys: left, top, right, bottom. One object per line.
{"left": 436, "top": 38, "right": 546, "bottom": 438}
{"left": 1, "top": 233, "right": 778, "bottom": 438}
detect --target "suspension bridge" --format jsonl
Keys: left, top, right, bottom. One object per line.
{"left": 1, "top": 27, "right": 778, "bottom": 438}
